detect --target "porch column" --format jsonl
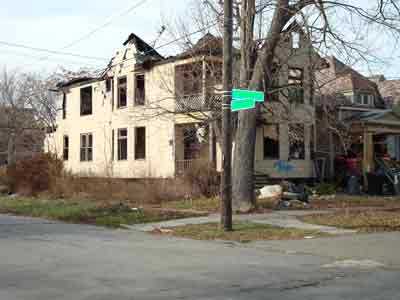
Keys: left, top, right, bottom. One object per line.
{"left": 363, "top": 131, "right": 374, "bottom": 190}
{"left": 209, "top": 124, "right": 217, "bottom": 168}
{"left": 363, "top": 131, "right": 374, "bottom": 173}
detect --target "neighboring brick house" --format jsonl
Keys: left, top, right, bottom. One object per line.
{"left": 46, "top": 26, "right": 320, "bottom": 179}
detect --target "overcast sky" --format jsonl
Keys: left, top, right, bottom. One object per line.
{"left": 0, "top": 0, "right": 399, "bottom": 78}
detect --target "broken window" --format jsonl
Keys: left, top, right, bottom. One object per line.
{"left": 178, "top": 63, "right": 202, "bottom": 96}
{"left": 292, "top": 32, "right": 300, "bottom": 49}
{"left": 288, "top": 68, "right": 304, "bottom": 104}
{"left": 135, "top": 127, "right": 146, "bottom": 160}
{"left": 117, "top": 76, "right": 127, "bottom": 108}
{"left": 80, "top": 86, "right": 92, "bottom": 116}
{"left": 118, "top": 128, "right": 128, "bottom": 161}
{"left": 289, "top": 124, "right": 305, "bottom": 160}
{"left": 269, "top": 62, "right": 281, "bottom": 102}
{"left": 62, "top": 92, "right": 67, "bottom": 119}
{"left": 263, "top": 125, "right": 280, "bottom": 160}
{"left": 80, "top": 133, "right": 93, "bottom": 162}
{"left": 112, "top": 129, "right": 115, "bottom": 161}
{"left": 183, "top": 127, "right": 201, "bottom": 160}
{"left": 63, "top": 135, "right": 69, "bottom": 161}
{"left": 135, "top": 74, "right": 145, "bottom": 105}
{"left": 106, "top": 78, "right": 113, "bottom": 93}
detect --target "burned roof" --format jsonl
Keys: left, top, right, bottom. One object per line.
{"left": 123, "top": 33, "right": 164, "bottom": 60}
{"left": 56, "top": 76, "right": 98, "bottom": 89}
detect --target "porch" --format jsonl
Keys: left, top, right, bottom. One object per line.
{"left": 174, "top": 123, "right": 217, "bottom": 175}
{"left": 337, "top": 109, "right": 400, "bottom": 194}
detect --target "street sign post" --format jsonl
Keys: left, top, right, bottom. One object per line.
{"left": 231, "top": 89, "right": 265, "bottom": 112}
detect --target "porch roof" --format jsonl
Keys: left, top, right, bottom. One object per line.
{"left": 346, "top": 109, "right": 400, "bottom": 134}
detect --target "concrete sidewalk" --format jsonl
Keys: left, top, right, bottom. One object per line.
{"left": 128, "top": 210, "right": 357, "bottom": 235}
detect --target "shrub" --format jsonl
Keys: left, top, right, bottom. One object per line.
{"left": 315, "top": 183, "right": 337, "bottom": 196}
{"left": 183, "top": 160, "right": 220, "bottom": 198}
{"left": 7, "top": 153, "right": 64, "bottom": 196}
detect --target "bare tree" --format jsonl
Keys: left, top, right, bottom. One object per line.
{"left": 0, "top": 68, "right": 57, "bottom": 176}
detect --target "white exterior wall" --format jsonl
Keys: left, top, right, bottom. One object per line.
{"left": 47, "top": 44, "right": 181, "bottom": 178}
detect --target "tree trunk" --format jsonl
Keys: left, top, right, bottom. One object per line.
{"left": 7, "top": 132, "right": 17, "bottom": 193}
{"left": 233, "top": 1, "right": 289, "bottom": 211}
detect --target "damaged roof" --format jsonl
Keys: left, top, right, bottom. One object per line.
{"left": 123, "top": 33, "right": 164, "bottom": 60}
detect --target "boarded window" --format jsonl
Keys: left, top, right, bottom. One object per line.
{"left": 63, "top": 135, "right": 69, "bottom": 161}
{"left": 289, "top": 124, "right": 305, "bottom": 160}
{"left": 118, "top": 76, "right": 127, "bottom": 108}
{"left": 135, "top": 74, "right": 145, "bottom": 105}
{"left": 118, "top": 128, "right": 128, "bottom": 161}
{"left": 80, "top": 86, "right": 93, "bottom": 116}
{"left": 263, "top": 125, "right": 280, "bottom": 159}
{"left": 135, "top": 127, "right": 146, "bottom": 160}
{"left": 80, "top": 133, "right": 93, "bottom": 161}
{"left": 288, "top": 68, "right": 304, "bottom": 104}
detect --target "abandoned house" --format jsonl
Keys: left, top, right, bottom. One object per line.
{"left": 45, "top": 23, "right": 323, "bottom": 180}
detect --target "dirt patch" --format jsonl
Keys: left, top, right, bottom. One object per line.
{"left": 153, "top": 221, "right": 329, "bottom": 242}
{"left": 301, "top": 209, "right": 400, "bottom": 233}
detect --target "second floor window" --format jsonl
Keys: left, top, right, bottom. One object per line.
{"left": 80, "top": 86, "right": 93, "bottom": 116}
{"left": 288, "top": 68, "right": 304, "bottom": 104}
{"left": 135, "top": 74, "right": 145, "bottom": 105}
{"left": 118, "top": 128, "right": 128, "bottom": 160}
{"left": 62, "top": 92, "right": 67, "bottom": 119}
{"left": 118, "top": 76, "right": 127, "bottom": 108}
{"left": 63, "top": 135, "right": 69, "bottom": 161}
{"left": 80, "top": 133, "right": 93, "bottom": 162}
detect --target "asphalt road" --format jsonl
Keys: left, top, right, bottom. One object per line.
{"left": 0, "top": 214, "right": 400, "bottom": 300}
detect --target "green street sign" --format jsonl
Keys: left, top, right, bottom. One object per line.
{"left": 231, "top": 89, "right": 265, "bottom": 112}
{"left": 231, "top": 99, "right": 256, "bottom": 112}
{"left": 232, "top": 89, "right": 265, "bottom": 103}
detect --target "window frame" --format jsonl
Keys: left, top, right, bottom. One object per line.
{"left": 117, "top": 128, "right": 128, "bottom": 161}
{"left": 134, "top": 74, "right": 146, "bottom": 106}
{"left": 117, "top": 76, "right": 128, "bottom": 109}
{"left": 80, "top": 133, "right": 93, "bottom": 162}
{"left": 62, "top": 92, "right": 67, "bottom": 119}
{"left": 135, "top": 127, "right": 146, "bottom": 160}
{"left": 63, "top": 135, "right": 69, "bottom": 161}
{"left": 80, "top": 86, "right": 93, "bottom": 116}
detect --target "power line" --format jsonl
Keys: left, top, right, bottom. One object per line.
{"left": 0, "top": 40, "right": 108, "bottom": 61}
{"left": 0, "top": 48, "right": 103, "bottom": 67}
{"left": 13, "top": 0, "right": 151, "bottom": 70}
{"left": 61, "top": 0, "right": 151, "bottom": 50}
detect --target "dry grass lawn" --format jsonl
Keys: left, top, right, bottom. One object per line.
{"left": 301, "top": 209, "right": 400, "bottom": 233}
{"left": 159, "top": 222, "right": 327, "bottom": 242}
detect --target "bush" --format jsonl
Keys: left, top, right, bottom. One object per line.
{"left": 7, "top": 153, "right": 64, "bottom": 196}
{"left": 183, "top": 160, "right": 220, "bottom": 198}
{"left": 315, "top": 183, "right": 337, "bottom": 196}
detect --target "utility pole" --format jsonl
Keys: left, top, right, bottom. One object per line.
{"left": 221, "top": 0, "right": 233, "bottom": 231}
